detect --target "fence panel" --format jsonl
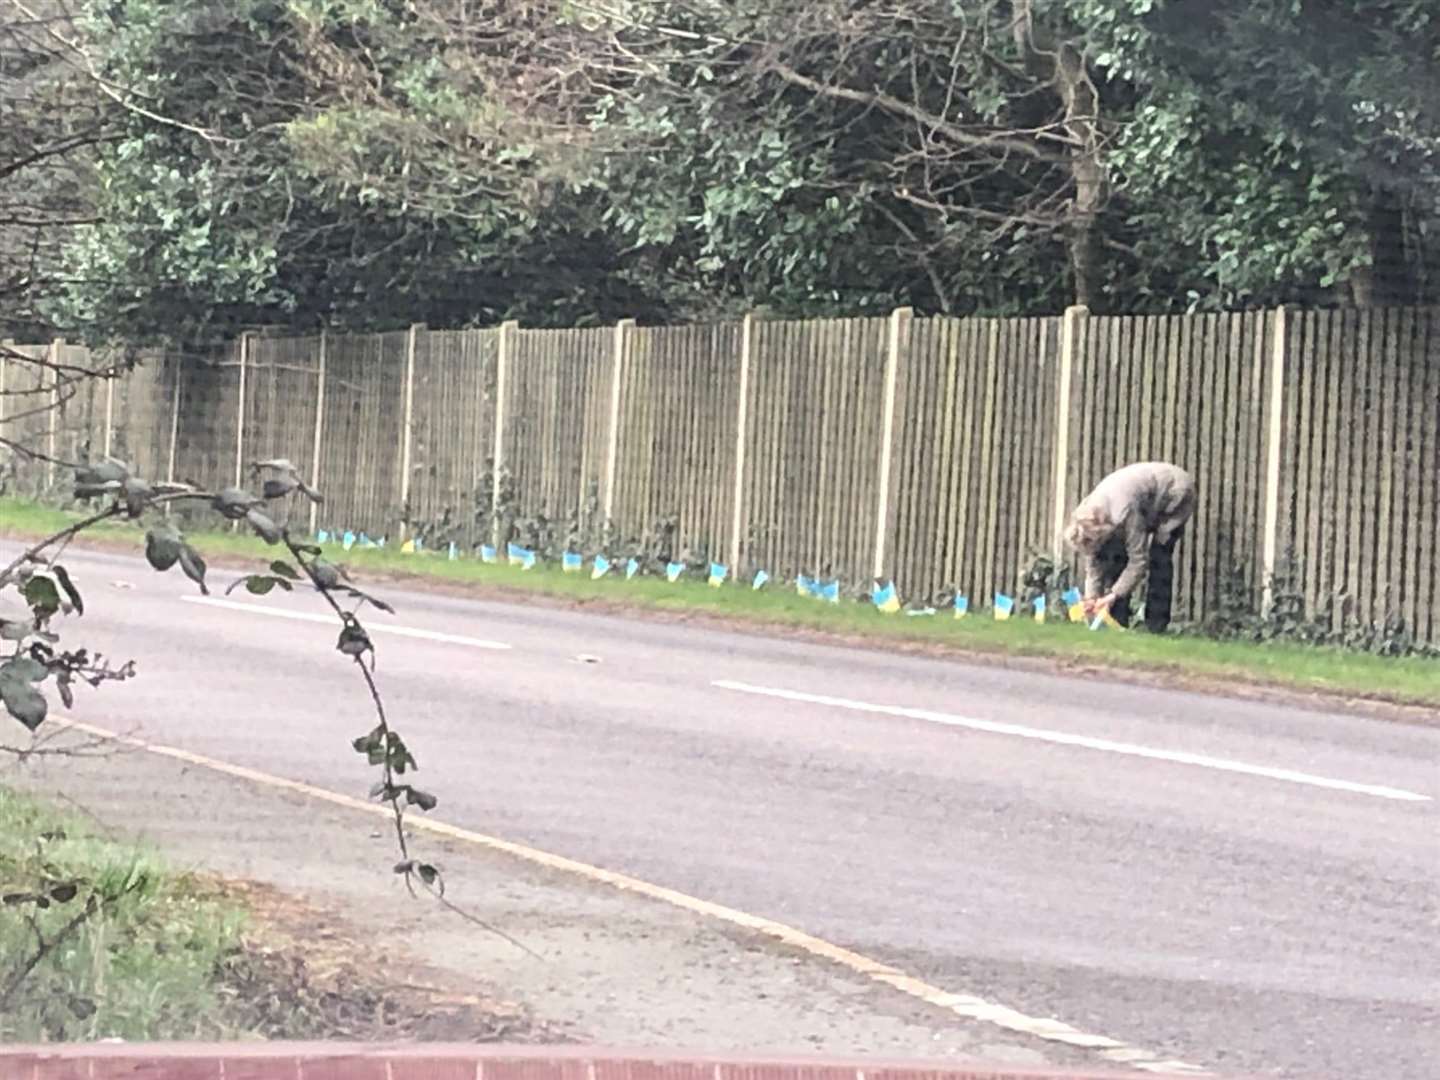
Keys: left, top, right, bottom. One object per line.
{"left": 499, "top": 327, "right": 612, "bottom": 549}
{"left": 742, "top": 317, "right": 888, "bottom": 583}
{"left": 1282, "top": 306, "right": 1440, "bottom": 641}
{"left": 243, "top": 335, "right": 323, "bottom": 532}
{"left": 1067, "top": 312, "right": 1269, "bottom": 626}
{"left": 611, "top": 322, "right": 740, "bottom": 564}
{"left": 890, "top": 316, "right": 1062, "bottom": 602}
{"left": 313, "top": 331, "right": 408, "bottom": 540}
{"left": 407, "top": 328, "right": 498, "bottom": 550}
{"left": 112, "top": 350, "right": 177, "bottom": 487}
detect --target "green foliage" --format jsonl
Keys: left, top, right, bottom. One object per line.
{"left": 0, "top": 787, "right": 244, "bottom": 1040}
{"left": 1201, "top": 552, "right": 1440, "bottom": 659}
{"left": 22, "top": 0, "right": 1435, "bottom": 337}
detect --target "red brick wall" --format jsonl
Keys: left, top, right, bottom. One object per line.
{"left": 0, "top": 1044, "right": 1146, "bottom": 1080}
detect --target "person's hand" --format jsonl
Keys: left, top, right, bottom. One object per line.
{"left": 1084, "top": 593, "right": 1116, "bottom": 618}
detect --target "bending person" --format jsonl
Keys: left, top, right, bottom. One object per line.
{"left": 1063, "top": 461, "right": 1196, "bottom": 632}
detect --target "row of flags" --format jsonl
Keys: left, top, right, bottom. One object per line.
{"left": 311, "top": 530, "right": 1124, "bottom": 631}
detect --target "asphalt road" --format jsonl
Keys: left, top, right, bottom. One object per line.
{"left": 5, "top": 544, "right": 1437, "bottom": 1079}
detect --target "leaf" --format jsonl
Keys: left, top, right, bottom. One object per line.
{"left": 145, "top": 524, "right": 184, "bottom": 572}
{"left": 73, "top": 481, "right": 121, "bottom": 500}
{"left": 406, "top": 787, "right": 438, "bottom": 812}
{"left": 121, "top": 476, "right": 154, "bottom": 518}
{"left": 245, "top": 508, "right": 283, "bottom": 544}
{"left": 341, "top": 586, "right": 395, "bottom": 614}
{"left": 56, "top": 676, "right": 74, "bottom": 709}
{"left": 336, "top": 621, "right": 372, "bottom": 659}
{"left": 350, "top": 725, "right": 383, "bottom": 754}
{"left": 269, "top": 560, "right": 300, "bottom": 580}
{"left": 238, "top": 574, "right": 287, "bottom": 596}
{"left": 213, "top": 487, "right": 261, "bottom": 520}
{"left": 415, "top": 863, "right": 441, "bottom": 891}
{"left": 311, "top": 559, "right": 341, "bottom": 590}
{"left": 52, "top": 565, "right": 84, "bottom": 616}
{"left": 22, "top": 575, "right": 62, "bottom": 619}
{"left": 178, "top": 544, "right": 209, "bottom": 595}
{"left": 262, "top": 476, "right": 297, "bottom": 500}
{"left": 49, "top": 882, "right": 79, "bottom": 903}
{"left": 0, "top": 666, "right": 47, "bottom": 731}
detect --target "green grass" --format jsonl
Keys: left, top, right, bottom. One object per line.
{"left": 0, "top": 785, "right": 246, "bottom": 1041}
{"left": 4, "top": 496, "right": 1438, "bottom": 708}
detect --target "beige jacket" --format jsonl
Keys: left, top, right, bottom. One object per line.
{"left": 1072, "top": 462, "right": 1196, "bottom": 600}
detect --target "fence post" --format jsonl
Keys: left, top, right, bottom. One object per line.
{"left": 602, "top": 318, "right": 634, "bottom": 523}
{"left": 47, "top": 338, "right": 62, "bottom": 489}
{"left": 103, "top": 366, "right": 115, "bottom": 459}
{"left": 871, "top": 307, "right": 913, "bottom": 580}
{"left": 165, "top": 354, "right": 182, "bottom": 486}
{"left": 397, "top": 323, "right": 422, "bottom": 541}
{"left": 729, "top": 313, "right": 756, "bottom": 571}
{"left": 1050, "top": 305, "right": 1088, "bottom": 552}
{"left": 491, "top": 320, "right": 518, "bottom": 542}
{"left": 234, "top": 333, "right": 249, "bottom": 489}
{"left": 1260, "top": 306, "right": 1288, "bottom": 615}
{"left": 308, "top": 329, "right": 328, "bottom": 537}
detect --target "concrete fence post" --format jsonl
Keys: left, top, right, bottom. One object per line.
{"left": 729, "top": 313, "right": 756, "bottom": 572}
{"left": 46, "top": 338, "right": 62, "bottom": 489}
{"left": 871, "top": 306, "right": 913, "bottom": 580}
{"left": 491, "top": 320, "right": 518, "bottom": 543}
{"left": 103, "top": 366, "right": 115, "bottom": 459}
{"left": 165, "top": 353, "right": 182, "bottom": 487}
{"left": 603, "top": 318, "right": 634, "bottom": 524}
{"left": 1051, "top": 305, "right": 1089, "bottom": 553}
{"left": 308, "top": 329, "right": 328, "bottom": 537}
{"left": 397, "top": 323, "right": 423, "bottom": 540}
{"left": 1261, "top": 306, "right": 1289, "bottom": 615}
{"left": 234, "top": 333, "right": 249, "bottom": 489}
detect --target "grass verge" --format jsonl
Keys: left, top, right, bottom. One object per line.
{"left": 0, "top": 784, "right": 244, "bottom": 1041}
{"left": 0, "top": 780, "right": 546, "bottom": 1042}
{"left": 3, "top": 497, "right": 1437, "bottom": 710}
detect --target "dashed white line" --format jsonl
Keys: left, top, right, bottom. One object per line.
{"left": 713, "top": 680, "right": 1431, "bottom": 803}
{"left": 180, "top": 594, "right": 511, "bottom": 650}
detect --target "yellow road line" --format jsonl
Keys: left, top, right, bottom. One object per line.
{"left": 53, "top": 715, "right": 1208, "bottom": 1076}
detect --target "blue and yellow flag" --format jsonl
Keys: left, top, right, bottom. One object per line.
{"left": 316, "top": 529, "right": 330, "bottom": 544}
{"left": 1063, "top": 587, "right": 1085, "bottom": 622}
{"left": 1033, "top": 595, "right": 1047, "bottom": 623}
{"left": 796, "top": 574, "right": 815, "bottom": 597}
{"left": 993, "top": 593, "right": 1015, "bottom": 620}
{"left": 625, "top": 557, "right": 640, "bottom": 580}
{"left": 506, "top": 541, "right": 527, "bottom": 566}
{"left": 872, "top": 581, "right": 901, "bottom": 613}
{"left": 592, "top": 555, "right": 611, "bottom": 580}
{"left": 708, "top": 562, "right": 728, "bottom": 587}
{"left": 752, "top": 570, "right": 770, "bottom": 590}
{"left": 521, "top": 549, "right": 536, "bottom": 571}
{"left": 817, "top": 579, "right": 840, "bottom": 603}
{"left": 1090, "top": 609, "right": 1125, "bottom": 631}
{"left": 400, "top": 538, "right": 416, "bottom": 555}
{"left": 342, "top": 531, "right": 356, "bottom": 550}
{"left": 562, "top": 551, "right": 583, "bottom": 574}
{"left": 953, "top": 594, "right": 970, "bottom": 619}
{"left": 480, "top": 544, "right": 498, "bottom": 564}
{"left": 666, "top": 561, "right": 685, "bottom": 583}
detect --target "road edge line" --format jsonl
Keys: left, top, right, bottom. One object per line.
{"left": 51, "top": 715, "right": 1208, "bottom": 1077}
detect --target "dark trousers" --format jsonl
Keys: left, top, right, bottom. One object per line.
{"left": 1097, "top": 529, "right": 1183, "bottom": 632}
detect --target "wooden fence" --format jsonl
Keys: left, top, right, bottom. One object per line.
{"left": 3, "top": 305, "right": 1437, "bottom": 641}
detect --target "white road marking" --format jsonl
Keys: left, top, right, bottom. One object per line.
{"left": 713, "top": 680, "right": 1432, "bottom": 803}
{"left": 52, "top": 714, "right": 1209, "bottom": 1075}
{"left": 180, "top": 594, "right": 511, "bottom": 650}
